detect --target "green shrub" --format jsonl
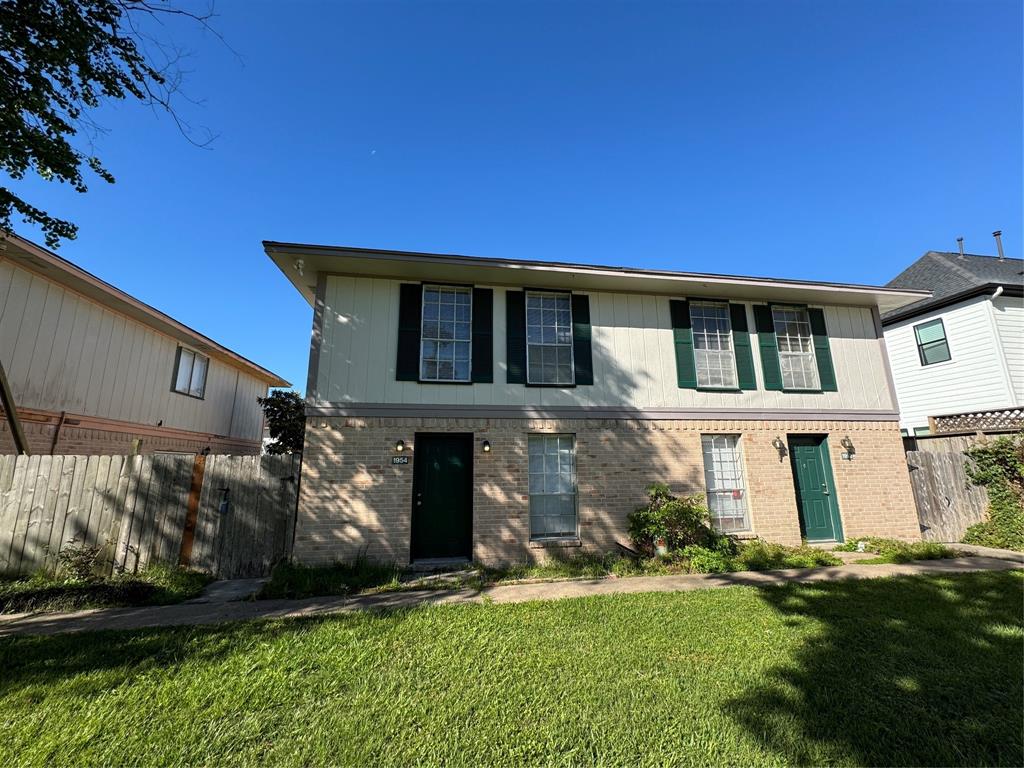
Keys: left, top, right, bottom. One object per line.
{"left": 961, "top": 434, "right": 1024, "bottom": 552}
{"left": 627, "top": 484, "right": 716, "bottom": 555}
{"left": 680, "top": 545, "right": 733, "bottom": 573}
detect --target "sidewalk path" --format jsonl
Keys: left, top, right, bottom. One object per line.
{"left": 1, "top": 556, "right": 1020, "bottom": 638}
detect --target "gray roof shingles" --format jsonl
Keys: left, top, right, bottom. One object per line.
{"left": 882, "top": 250, "right": 1024, "bottom": 322}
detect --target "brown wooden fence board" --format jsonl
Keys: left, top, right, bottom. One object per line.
{"left": 907, "top": 450, "right": 990, "bottom": 542}
{"left": 0, "top": 453, "right": 300, "bottom": 579}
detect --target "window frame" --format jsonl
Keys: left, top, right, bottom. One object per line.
{"left": 527, "top": 433, "right": 579, "bottom": 541}
{"left": 172, "top": 347, "right": 208, "bottom": 399}
{"left": 689, "top": 300, "right": 739, "bottom": 390}
{"left": 771, "top": 305, "right": 821, "bottom": 392}
{"left": 700, "top": 433, "right": 751, "bottom": 534}
{"left": 525, "top": 290, "right": 575, "bottom": 387}
{"left": 418, "top": 284, "right": 473, "bottom": 383}
{"left": 913, "top": 318, "right": 952, "bottom": 367}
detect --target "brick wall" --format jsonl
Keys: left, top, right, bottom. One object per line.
{"left": 0, "top": 416, "right": 259, "bottom": 456}
{"left": 294, "top": 416, "right": 920, "bottom": 566}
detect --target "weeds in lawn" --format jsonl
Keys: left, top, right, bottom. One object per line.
{"left": 834, "top": 537, "right": 959, "bottom": 563}
{"left": 0, "top": 563, "right": 211, "bottom": 614}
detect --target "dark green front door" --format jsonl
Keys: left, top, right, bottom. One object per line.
{"left": 789, "top": 435, "right": 844, "bottom": 542}
{"left": 411, "top": 434, "right": 473, "bottom": 561}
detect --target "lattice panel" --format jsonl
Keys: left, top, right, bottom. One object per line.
{"left": 931, "top": 408, "right": 1024, "bottom": 434}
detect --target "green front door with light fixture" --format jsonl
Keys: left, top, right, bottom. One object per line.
{"left": 411, "top": 433, "right": 473, "bottom": 561}
{"left": 789, "top": 435, "right": 844, "bottom": 542}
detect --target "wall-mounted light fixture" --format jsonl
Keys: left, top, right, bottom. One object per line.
{"left": 482, "top": 440, "right": 491, "bottom": 453}
{"left": 771, "top": 436, "right": 786, "bottom": 461}
{"left": 294, "top": 258, "right": 305, "bottom": 277}
{"left": 395, "top": 439, "right": 405, "bottom": 452}
{"left": 840, "top": 435, "right": 855, "bottom": 455}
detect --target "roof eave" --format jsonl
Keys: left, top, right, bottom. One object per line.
{"left": 264, "top": 240, "right": 930, "bottom": 313}
{"left": 881, "top": 282, "right": 1023, "bottom": 325}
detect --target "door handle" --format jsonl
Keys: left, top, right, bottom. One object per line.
{"left": 821, "top": 483, "right": 830, "bottom": 496}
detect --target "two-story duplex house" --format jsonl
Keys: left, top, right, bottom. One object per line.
{"left": 1, "top": 233, "right": 289, "bottom": 455}
{"left": 881, "top": 245, "right": 1023, "bottom": 436}
{"left": 268, "top": 241, "right": 928, "bottom": 566}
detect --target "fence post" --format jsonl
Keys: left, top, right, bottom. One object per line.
{"left": 177, "top": 453, "right": 207, "bottom": 567}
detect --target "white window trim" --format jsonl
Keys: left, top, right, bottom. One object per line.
{"left": 525, "top": 290, "right": 575, "bottom": 386}
{"left": 700, "top": 433, "right": 752, "bottom": 534}
{"left": 173, "top": 347, "right": 208, "bottom": 399}
{"left": 689, "top": 300, "right": 739, "bottom": 389}
{"left": 528, "top": 433, "right": 580, "bottom": 541}
{"left": 913, "top": 318, "right": 952, "bottom": 367}
{"left": 771, "top": 305, "right": 821, "bottom": 392}
{"left": 419, "top": 284, "right": 473, "bottom": 383}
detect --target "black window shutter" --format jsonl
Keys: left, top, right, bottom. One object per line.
{"left": 471, "top": 288, "right": 493, "bottom": 383}
{"left": 808, "top": 308, "right": 838, "bottom": 391}
{"left": 669, "top": 299, "right": 697, "bottom": 389}
{"left": 396, "top": 283, "right": 422, "bottom": 381}
{"left": 570, "top": 294, "right": 594, "bottom": 385}
{"left": 505, "top": 290, "right": 526, "bottom": 384}
{"left": 729, "top": 303, "right": 757, "bottom": 390}
{"left": 753, "top": 305, "right": 783, "bottom": 391}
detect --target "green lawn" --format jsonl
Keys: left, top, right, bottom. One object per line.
{"left": 1, "top": 571, "right": 1021, "bottom": 766}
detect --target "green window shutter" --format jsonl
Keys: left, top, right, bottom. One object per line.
{"left": 571, "top": 294, "right": 593, "bottom": 385}
{"left": 505, "top": 290, "right": 526, "bottom": 384}
{"left": 808, "top": 308, "right": 838, "bottom": 391}
{"left": 471, "top": 288, "right": 493, "bottom": 383}
{"left": 669, "top": 299, "right": 697, "bottom": 389}
{"left": 729, "top": 303, "right": 757, "bottom": 390}
{"left": 753, "top": 305, "right": 783, "bottom": 391}
{"left": 396, "top": 283, "right": 422, "bottom": 381}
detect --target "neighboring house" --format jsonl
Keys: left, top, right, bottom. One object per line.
{"left": 0, "top": 233, "right": 289, "bottom": 455}
{"left": 881, "top": 248, "right": 1023, "bottom": 436}
{"left": 267, "top": 241, "right": 928, "bottom": 566}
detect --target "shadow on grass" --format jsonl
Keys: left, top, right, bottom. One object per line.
{"left": 726, "top": 572, "right": 1024, "bottom": 767}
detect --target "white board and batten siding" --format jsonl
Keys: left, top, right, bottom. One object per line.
{"left": 314, "top": 275, "right": 895, "bottom": 412}
{"left": 0, "top": 258, "right": 267, "bottom": 441}
{"left": 884, "top": 294, "right": 1021, "bottom": 432}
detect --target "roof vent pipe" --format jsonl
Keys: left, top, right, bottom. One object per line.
{"left": 957, "top": 237, "right": 965, "bottom": 259}
{"left": 993, "top": 230, "right": 1005, "bottom": 260}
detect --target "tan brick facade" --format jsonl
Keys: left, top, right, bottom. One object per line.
{"left": 294, "top": 416, "right": 920, "bottom": 567}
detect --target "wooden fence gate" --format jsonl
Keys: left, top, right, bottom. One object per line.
{"left": 0, "top": 453, "right": 301, "bottom": 579}
{"left": 906, "top": 450, "right": 989, "bottom": 542}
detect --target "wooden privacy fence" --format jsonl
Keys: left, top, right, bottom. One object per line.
{"left": 0, "top": 453, "right": 301, "bottom": 579}
{"left": 906, "top": 450, "right": 989, "bottom": 542}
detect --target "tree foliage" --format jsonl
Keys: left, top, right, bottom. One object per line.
{"left": 0, "top": 0, "right": 214, "bottom": 246}
{"left": 258, "top": 390, "right": 305, "bottom": 455}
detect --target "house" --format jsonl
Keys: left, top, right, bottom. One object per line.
{"left": 0, "top": 233, "right": 289, "bottom": 455}
{"left": 267, "top": 241, "right": 928, "bottom": 566}
{"left": 881, "top": 239, "right": 1023, "bottom": 437}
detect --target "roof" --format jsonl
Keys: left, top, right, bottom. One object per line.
{"left": 2, "top": 233, "right": 290, "bottom": 387}
{"left": 882, "top": 250, "right": 1024, "bottom": 324}
{"left": 264, "top": 240, "right": 929, "bottom": 314}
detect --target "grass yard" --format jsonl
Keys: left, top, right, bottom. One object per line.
{"left": 1, "top": 571, "right": 1021, "bottom": 766}
{"left": 0, "top": 565, "right": 211, "bottom": 614}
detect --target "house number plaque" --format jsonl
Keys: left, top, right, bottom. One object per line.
{"left": 391, "top": 456, "right": 410, "bottom": 465}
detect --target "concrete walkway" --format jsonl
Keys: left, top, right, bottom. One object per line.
{"left": 1, "top": 555, "right": 1020, "bottom": 638}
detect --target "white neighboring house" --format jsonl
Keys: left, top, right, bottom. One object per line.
{"left": 881, "top": 249, "right": 1024, "bottom": 436}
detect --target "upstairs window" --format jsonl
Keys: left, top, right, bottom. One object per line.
{"left": 691, "top": 301, "right": 738, "bottom": 388}
{"left": 420, "top": 286, "right": 472, "bottom": 382}
{"left": 700, "top": 434, "right": 750, "bottom": 532}
{"left": 772, "top": 306, "right": 820, "bottom": 390}
{"left": 173, "top": 348, "right": 208, "bottom": 398}
{"left": 914, "top": 319, "right": 951, "bottom": 366}
{"left": 526, "top": 291, "right": 574, "bottom": 385}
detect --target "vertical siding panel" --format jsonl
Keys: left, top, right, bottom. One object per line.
{"left": 39, "top": 285, "right": 78, "bottom": 406}
{"left": 0, "top": 266, "right": 31, "bottom": 366}
{"left": 9, "top": 276, "right": 51, "bottom": 405}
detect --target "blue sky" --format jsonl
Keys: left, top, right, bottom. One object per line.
{"left": 8, "top": 0, "right": 1022, "bottom": 393}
